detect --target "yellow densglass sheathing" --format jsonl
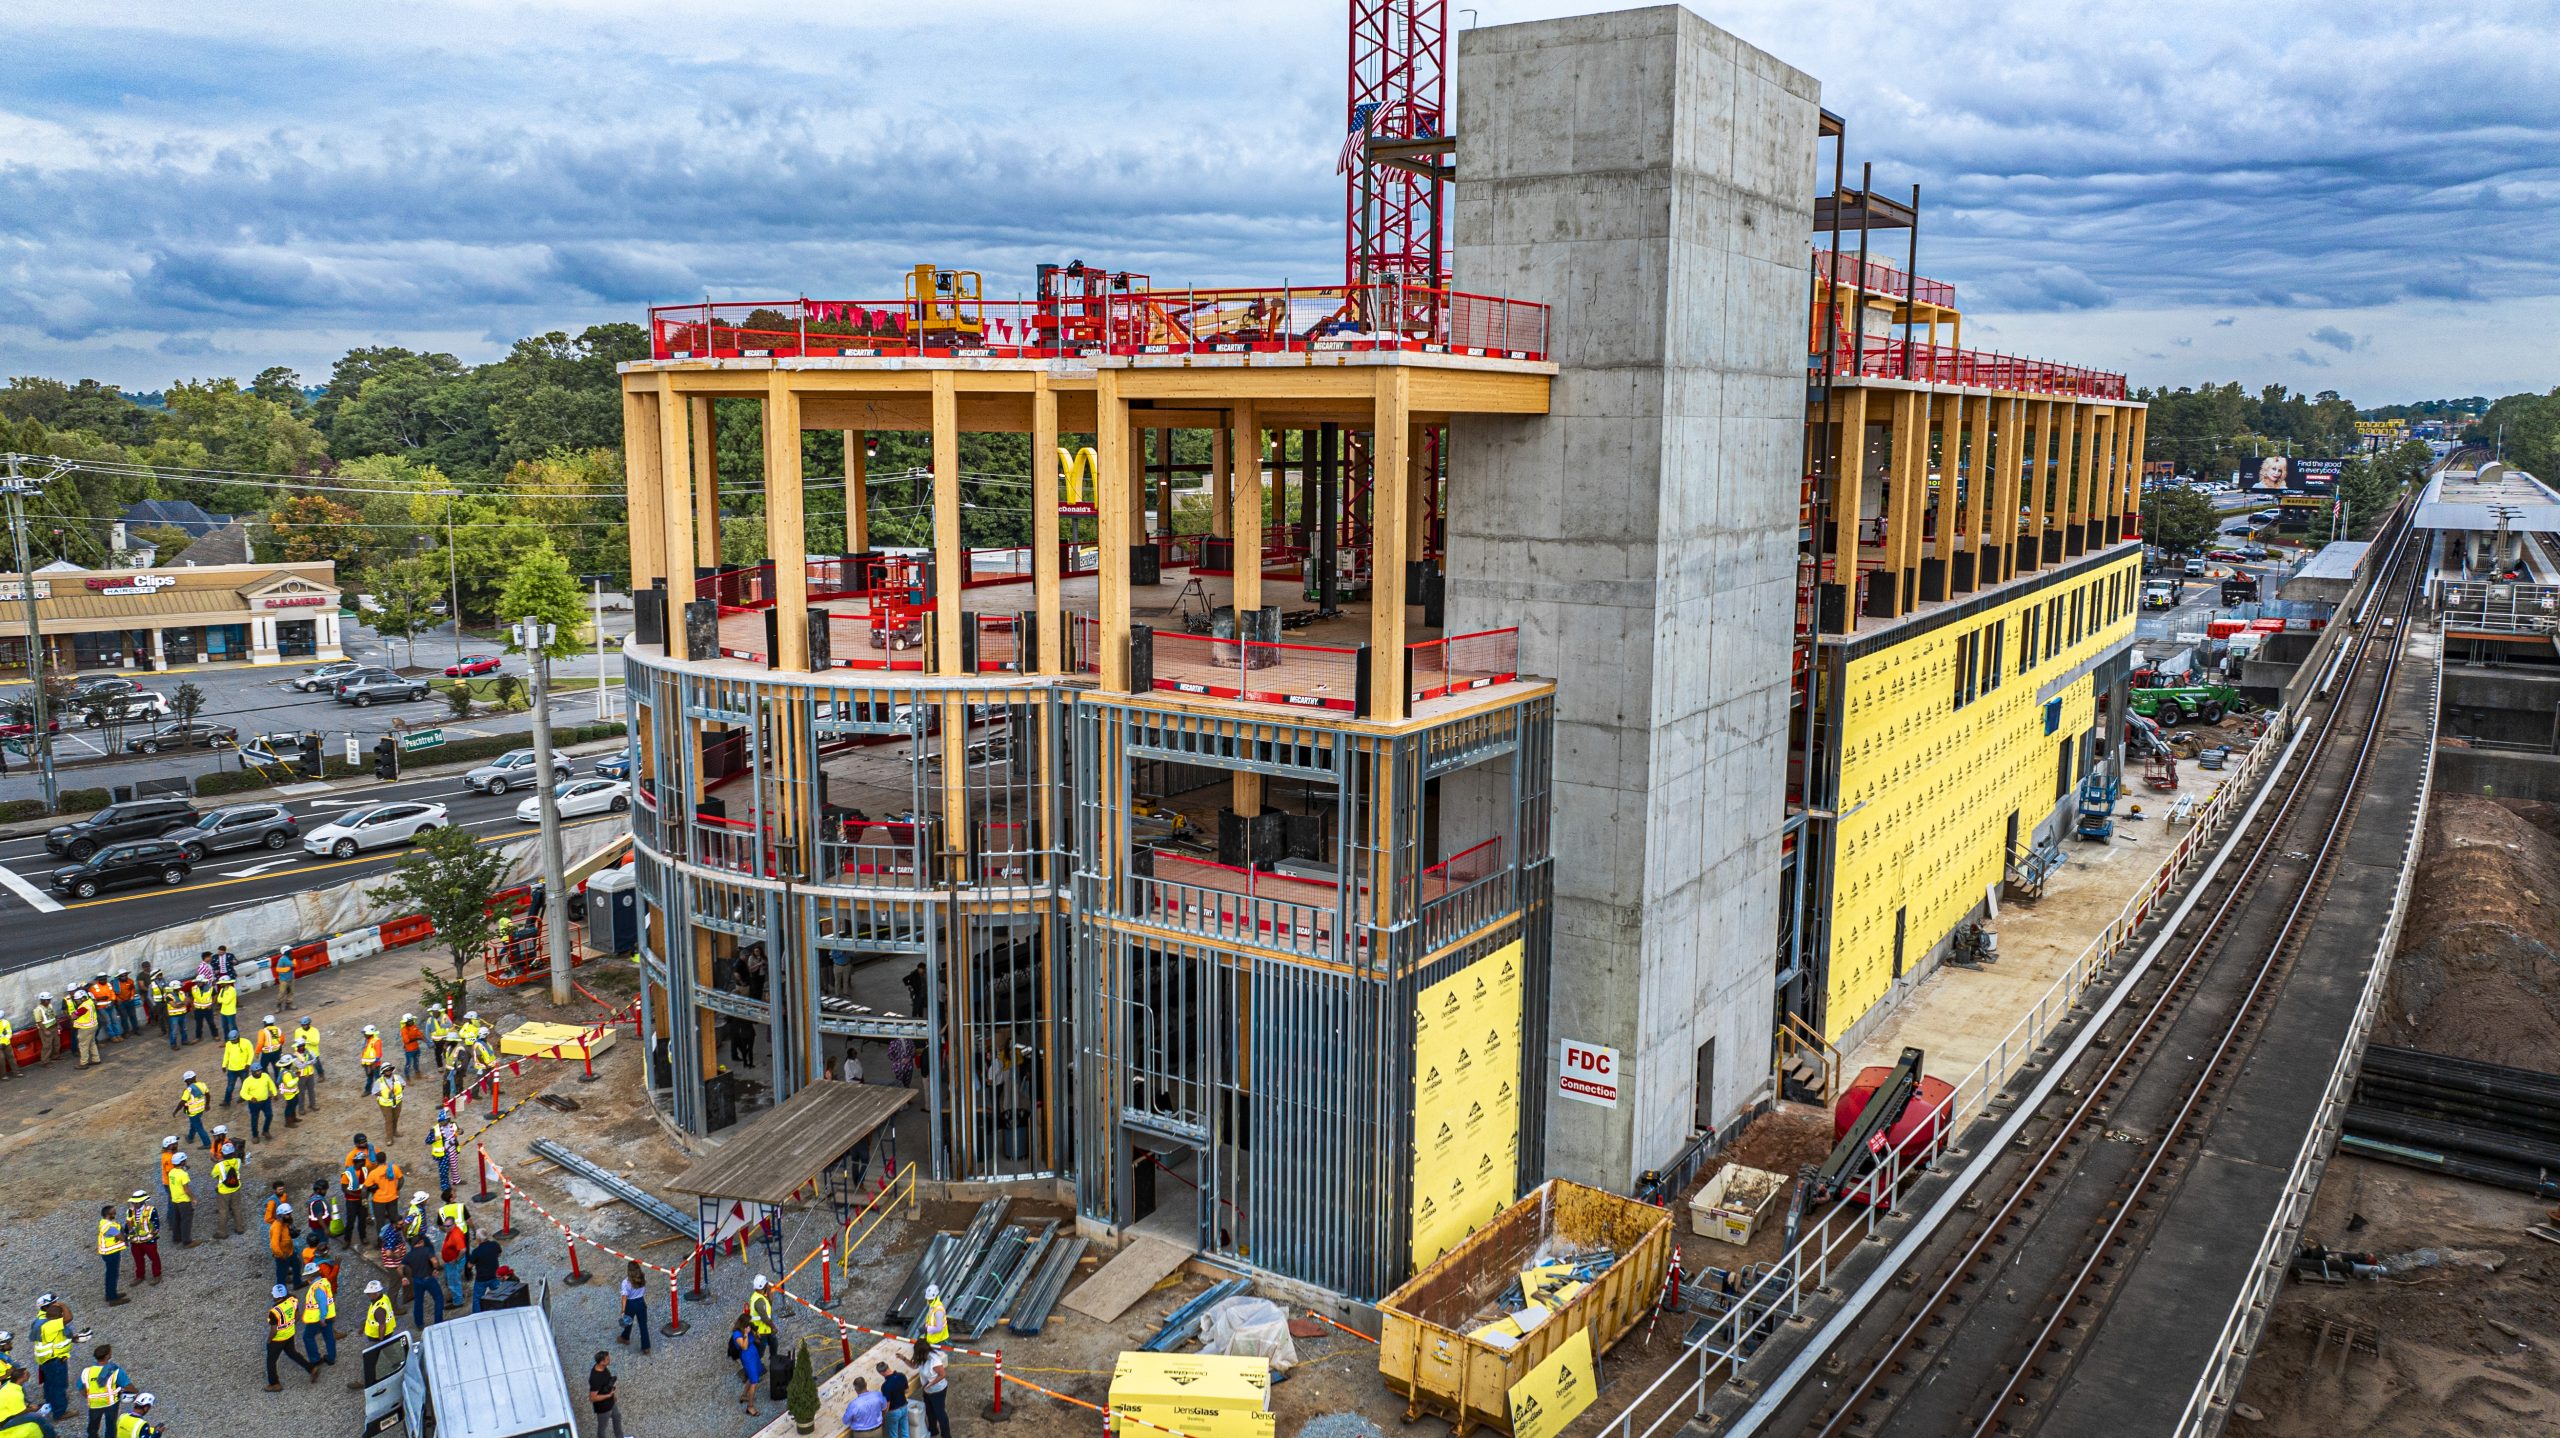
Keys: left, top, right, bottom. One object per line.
{"left": 1823, "top": 552, "right": 2140, "bottom": 1039}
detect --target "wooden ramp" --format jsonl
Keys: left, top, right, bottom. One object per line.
{"left": 1062, "top": 1236, "right": 1193, "bottom": 1323}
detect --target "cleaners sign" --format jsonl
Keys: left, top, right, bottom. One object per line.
{"left": 1558, "top": 1038, "right": 1619, "bottom": 1108}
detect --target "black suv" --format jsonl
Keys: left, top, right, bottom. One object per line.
{"left": 50, "top": 839, "right": 191, "bottom": 899}
{"left": 45, "top": 796, "right": 198, "bottom": 860}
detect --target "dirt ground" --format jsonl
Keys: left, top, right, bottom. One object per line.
{"left": 2378, "top": 794, "right": 2560, "bottom": 1069}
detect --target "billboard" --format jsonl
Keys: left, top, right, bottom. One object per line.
{"left": 2246, "top": 456, "right": 2339, "bottom": 494}
{"left": 2245, "top": 456, "right": 2293, "bottom": 493}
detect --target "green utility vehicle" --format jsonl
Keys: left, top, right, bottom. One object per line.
{"left": 2130, "top": 682, "right": 2247, "bottom": 726}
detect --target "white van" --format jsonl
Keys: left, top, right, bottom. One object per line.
{"left": 362, "top": 1298, "right": 575, "bottom": 1438}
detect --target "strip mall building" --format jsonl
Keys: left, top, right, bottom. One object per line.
{"left": 0, "top": 563, "right": 346, "bottom": 672}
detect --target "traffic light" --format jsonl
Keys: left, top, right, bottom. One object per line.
{"left": 297, "top": 733, "right": 323, "bottom": 779}
{"left": 374, "top": 736, "right": 400, "bottom": 782}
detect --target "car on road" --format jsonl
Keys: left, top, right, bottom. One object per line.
{"left": 2182, "top": 556, "right": 2206, "bottom": 577}
{"left": 2240, "top": 543, "right": 2270, "bottom": 560}
{"left": 125, "top": 720, "right": 239, "bottom": 754}
{"left": 291, "top": 660, "right": 368, "bottom": 693}
{"left": 444, "top": 654, "right": 502, "bottom": 677}
{"left": 49, "top": 839, "right": 192, "bottom": 899}
{"left": 302, "top": 801, "right": 449, "bottom": 859}
{"left": 63, "top": 675, "right": 141, "bottom": 704}
{"left": 2205, "top": 548, "right": 2248, "bottom": 562}
{"left": 465, "top": 748, "right": 574, "bottom": 795}
{"left": 336, "top": 674, "right": 433, "bottom": 707}
{"left": 592, "top": 751, "right": 630, "bottom": 781}
{"left": 45, "top": 796, "right": 199, "bottom": 860}
{"left": 79, "top": 691, "right": 170, "bottom": 727}
{"left": 0, "top": 715, "right": 60, "bottom": 741}
{"left": 162, "top": 803, "right": 300, "bottom": 860}
{"left": 516, "top": 778, "right": 630, "bottom": 824}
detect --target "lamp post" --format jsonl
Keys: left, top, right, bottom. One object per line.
{"left": 433, "top": 489, "right": 463, "bottom": 669}
{"left": 515, "top": 615, "right": 572, "bottom": 1007}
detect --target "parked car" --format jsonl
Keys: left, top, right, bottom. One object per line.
{"left": 592, "top": 751, "right": 631, "bottom": 781}
{"left": 2182, "top": 556, "right": 2206, "bottom": 577}
{"left": 45, "top": 796, "right": 198, "bottom": 860}
{"left": 465, "top": 748, "right": 574, "bottom": 795}
{"left": 302, "top": 801, "right": 449, "bottom": 859}
{"left": 292, "top": 660, "right": 368, "bottom": 693}
{"left": 444, "top": 654, "right": 502, "bottom": 678}
{"left": 49, "top": 839, "right": 192, "bottom": 899}
{"left": 2239, "top": 543, "right": 2270, "bottom": 560}
{"left": 336, "top": 674, "right": 433, "bottom": 707}
{"left": 79, "top": 691, "right": 170, "bottom": 727}
{"left": 64, "top": 675, "right": 140, "bottom": 704}
{"left": 162, "top": 803, "right": 300, "bottom": 860}
{"left": 2205, "top": 548, "right": 2248, "bottom": 562}
{"left": 516, "top": 778, "right": 630, "bottom": 824}
{"left": 328, "top": 665, "right": 399, "bottom": 695}
{"left": 126, "top": 720, "right": 239, "bottom": 754}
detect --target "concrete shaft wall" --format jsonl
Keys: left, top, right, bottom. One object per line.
{"left": 1444, "top": 5, "right": 1818, "bottom": 1188}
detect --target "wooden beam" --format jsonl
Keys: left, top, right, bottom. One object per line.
{"left": 1992, "top": 395, "right": 2024, "bottom": 583}
{"left": 1232, "top": 400, "right": 1263, "bottom": 817}
{"left": 764, "top": 374, "right": 809, "bottom": 672}
{"left": 690, "top": 396, "right": 722, "bottom": 570}
{"left": 931, "top": 371, "right": 964, "bottom": 674}
{"left": 2128, "top": 408, "right": 2151, "bottom": 539}
{"left": 1890, "top": 389, "right": 1926, "bottom": 615}
{"left": 622, "top": 388, "right": 666, "bottom": 593}
{"left": 656, "top": 375, "right": 695, "bottom": 599}
{"left": 1372, "top": 370, "right": 1412, "bottom": 721}
{"left": 845, "top": 430, "right": 868, "bottom": 553}
{"left": 1210, "top": 428, "right": 1231, "bottom": 540}
{"left": 1032, "top": 377, "right": 1061, "bottom": 674}
{"left": 1096, "top": 370, "right": 1131, "bottom": 692}
{"left": 1966, "top": 394, "right": 1993, "bottom": 590}
{"left": 2074, "top": 403, "right": 2102, "bottom": 549}
{"left": 1831, "top": 386, "right": 1868, "bottom": 631}
{"left": 1929, "top": 392, "right": 1957, "bottom": 594}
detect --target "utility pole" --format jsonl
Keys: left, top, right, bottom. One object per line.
{"left": 591, "top": 576, "right": 611, "bottom": 721}
{"left": 437, "top": 490, "right": 464, "bottom": 670}
{"left": 516, "top": 615, "right": 572, "bottom": 1006}
{"left": 2, "top": 456, "right": 61, "bottom": 812}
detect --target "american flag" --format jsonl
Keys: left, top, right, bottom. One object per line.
{"left": 1337, "top": 101, "right": 1383, "bottom": 175}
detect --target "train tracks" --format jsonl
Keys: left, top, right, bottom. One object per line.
{"left": 1733, "top": 512, "right": 2426, "bottom": 1438}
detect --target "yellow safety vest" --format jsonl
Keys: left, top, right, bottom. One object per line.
{"left": 277, "top": 1066, "right": 301, "bottom": 1100}
{"left": 79, "top": 1364, "right": 116, "bottom": 1409}
{"left": 34, "top": 1317, "right": 70, "bottom": 1362}
{"left": 240, "top": 1072, "right": 274, "bottom": 1103}
{"left": 0, "top": 1380, "right": 25, "bottom": 1422}
{"left": 182, "top": 1081, "right": 208, "bottom": 1115}
{"left": 189, "top": 984, "right": 212, "bottom": 1012}
{"left": 361, "top": 1035, "right": 382, "bottom": 1065}
{"left": 214, "top": 1157, "right": 243, "bottom": 1194}
{"left": 748, "top": 1290, "right": 775, "bottom": 1335}
{"left": 439, "top": 1201, "right": 467, "bottom": 1236}
{"left": 168, "top": 1167, "right": 191, "bottom": 1204}
{"left": 302, "top": 1277, "right": 334, "bottom": 1324}
{"left": 255, "top": 1026, "right": 282, "bottom": 1056}
{"left": 365, "top": 1295, "right": 397, "bottom": 1340}
{"left": 296, "top": 1024, "right": 320, "bottom": 1052}
{"left": 269, "top": 1300, "right": 298, "bottom": 1342}
{"left": 70, "top": 1000, "right": 94, "bottom": 1032}
{"left": 217, "top": 987, "right": 237, "bottom": 1017}
{"left": 124, "top": 1206, "right": 155, "bottom": 1244}
{"left": 96, "top": 1217, "right": 124, "bottom": 1255}
{"left": 0, "top": 1017, "right": 13, "bottom": 1045}
{"left": 114, "top": 1414, "right": 150, "bottom": 1438}
{"left": 922, "top": 1295, "right": 949, "bottom": 1343}
{"left": 222, "top": 1038, "right": 253, "bottom": 1072}
{"left": 378, "top": 1078, "right": 403, "bottom": 1110}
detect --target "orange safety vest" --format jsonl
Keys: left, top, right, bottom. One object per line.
{"left": 361, "top": 1034, "right": 382, "bottom": 1066}
{"left": 255, "top": 1025, "right": 282, "bottom": 1056}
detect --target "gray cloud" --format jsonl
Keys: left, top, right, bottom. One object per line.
{"left": 2287, "top": 348, "right": 2332, "bottom": 368}
{"left": 2307, "top": 325, "right": 2361, "bottom": 352}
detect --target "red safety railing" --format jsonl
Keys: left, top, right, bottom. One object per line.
{"left": 1150, "top": 630, "right": 1363, "bottom": 712}
{"left": 1828, "top": 339, "right": 2127, "bottom": 399}
{"left": 1813, "top": 249, "right": 1956, "bottom": 310}
{"left": 818, "top": 818, "right": 926, "bottom": 884}
{"left": 1068, "top": 614, "right": 1103, "bottom": 676}
{"left": 649, "top": 282, "right": 1551, "bottom": 363}
{"left": 1407, "top": 626, "right": 1520, "bottom": 703}
{"left": 1142, "top": 852, "right": 1350, "bottom": 952}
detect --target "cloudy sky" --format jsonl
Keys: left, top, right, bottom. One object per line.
{"left": 2, "top": 0, "right": 2554, "bottom": 404}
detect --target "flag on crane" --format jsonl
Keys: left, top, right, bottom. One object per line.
{"left": 1337, "top": 101, "right": 1383, "bottom": 175}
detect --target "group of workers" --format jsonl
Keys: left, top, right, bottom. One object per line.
{"left": 6, "top": 948, "right": 298, "bottom": 1079}
{"left": 0, "top": 1299, "right": 160, "bottom": 1438}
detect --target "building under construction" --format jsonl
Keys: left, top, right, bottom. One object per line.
{"left": 615, "top": 3, "right": 2143, "bottom": 1302}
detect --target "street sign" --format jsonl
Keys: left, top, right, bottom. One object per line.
{"left": 401, "top": 728, "right": 445, "bottom": 752}
{"left": 344, "top": 735, "right": 360, "bottom": 764}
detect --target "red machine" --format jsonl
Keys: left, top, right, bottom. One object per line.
{"left": 867, "top": 556, "right": 930, "bottom": 652}
{"left": 1033, "top": 261, "right": 1148, "bottom": 350}
{"left": 1827, "top": 1052, "right": 1955, "bottom": 1212}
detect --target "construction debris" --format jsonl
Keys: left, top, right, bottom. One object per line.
{"left": 526, "top": 1138, "right": 693, "bottom": 1239}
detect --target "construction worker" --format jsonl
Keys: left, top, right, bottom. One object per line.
{"left": 276, "top": 1054, "right": 303, "bottom": 1129}
{"left": 214, "top": 978, "right": 238, "bottom": 1039}
{"left": 374, "top": 1070, "right": 405, "bottom": 1142}
{"left": 28, "top": 994, "right": 54, "bottom": 1061}
{"left": 439, "top": 1034, "right": 464, "bottom": 1100}
{"left": 151, "top": 973, "right": 181, "bottom": 1049}
{"left": 358, "top": 1025, "right": 384, "bottom": 1087}
{"left": 305, "top": 1182, "right": 338, "bottom": 1251}
{"left": 119, "top": 1195, "right": 158, "bottom": 1288}
{"left": 49, "top": 992, "right": 72, "bottom": 1061}
{"left": 436, "top": 1188, "right": 467, "bottom": 1242}
{"left": 153, "top": 1140, "right": 178, "bottom": 1205}
{"left": 238, "top": 1064, "right": 276, "bottom": 1141}
{"left": 294, "top": 1044, "right": 322, "bottom": 1114}
{"left": 749, "top": 1274, "right": 780, "bottom": 1358}
{"left": 84, "top": 977, "right": 116, "bottom": 1044}
{"left": 92, "top": 1210, "right": 124, "bottom": 1308}
{"left": 270, "top": 948, "right": 294, "bottom": 1004}
{"left": 296, "top": 1014, "right": 324, "bottom": 1078}
{"left": 264, "top": 1283, "right": 315, "bottom": 1390}
{"left": 339, "top": 1143, "right": 373, "bottom": 1248}
{"left": 400, "top": 1014, "right": 424, "bottom": 1078}
{"left": 300, "top": 1262, "right": 338, "bottom": 1368}
{"left": 112, "top": 1392, "right": 154, "bottom": 1438}
{"left": 31, "top": 1297, "right": 73, "bottom": 1419}
{"left": 429, "top": 1117, "right": 458, "bottom": 1194}
{"left": 185, "top": 975, "right": 214, "bottom": 1044}
{"left": 0, "top": 1362, "right": 42, "bottom": 1438}
{"left": 428, "top": 1011, "right": 454, "bottom": 1069}
{"left": 164, "top": 1155, "right": 193, "bottom": 1249}
{"left": 218, "top": 1031, "right": 254, "bottom": 1106}
{"left": 111, "top": 973, "right": 138, "bottom": 1041}
{"left": 362, "top": 1279, "right": 396, "bottom": 1344}
{"left": 0, "top": 1007, "right": 17, "bottom": 1080}
{"left": 918, "top": 1280, "right": 949, "bottom": 1347}
{"left": 365, "top": 1156, "right": 403, "bottom": 1236}
{"left": 267, "top": 1194, "right": 298, "bottom": 1291}
{"left": 172, "top": 1072, "right": 209, "bottom": 1147}
{"left": 69, "top": 993, "right": 98, "bottom": 1070}
{"left": 252, "top": 1015, "right": 282, "bottom": 1072}
{"left": 210, "top": 1148, "right": 244, "bottom": 1241}
{"left": 76, "top": 1344, "right": 123, "bottom": 1438}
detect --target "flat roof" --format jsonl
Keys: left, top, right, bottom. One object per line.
{"left": 2292, "top": 541, "right": 2372, "bottom": 583}
{"left": 2416, "top": 462, "right": 2560, "bottom": 532}
{"left": 665, "top": 1079, "right": 913, "bottom": 1205}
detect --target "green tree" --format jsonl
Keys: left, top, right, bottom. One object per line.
{"left": 2142, "top": 486, "right": 2218, "bottom": 554}
{"left": 370, "top": 824, "right": 506, "bottom": 980}
{"left": 364, "top": 554, "right": 449, "bottom": 668}
{"left": 266, "top": 494, "right": 366, "bottom": 568}
{"left": 497, "top": 542, "right": 589, "bottom": 659}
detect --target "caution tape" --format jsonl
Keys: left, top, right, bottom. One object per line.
{"left": 1000, "top": 1372, "right": 1196, "bottom": 1438}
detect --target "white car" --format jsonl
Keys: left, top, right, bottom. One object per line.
{"left": 516, "top": 779, "right": 631, "bottom": 824}
{"left": 302, "top": 801, "right": 449, "bottom": 859}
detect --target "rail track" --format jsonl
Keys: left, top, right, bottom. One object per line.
{"left": 1735, "top": 507, "right": 2426, "bottom": 1438}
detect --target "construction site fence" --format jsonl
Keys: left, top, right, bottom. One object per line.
{"left": 1147, "top": 629, "right": 1365, "bottom": 712}
{"left": 1811, "top": 248, "right": 1956, "bottom": 310}
{"left": 649, "top": 283, "right": 1550, "bottom": 363}
{"left": 1407, "top": 626, "right": 1519, "bottom": 703}
{"left": 1599, "top": 707, "right": 2293, "bottom": 1438}
{"left": 1824, "top": 338, "right": 2128, "bottom": 399}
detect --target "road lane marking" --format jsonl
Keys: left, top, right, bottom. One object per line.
{"left": 218, "top": 858, "right": 300, "bottom": 878}
{"left": 0, "top": 862, "right": 64, "bottom": 914}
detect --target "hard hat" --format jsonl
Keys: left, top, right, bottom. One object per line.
{"left": 170, "top": 1153, "right": 186, "bottom": 1166}
{"left": 130, "top": 1395, "right": 152, "bottom": 1410}
{"left": 922, "top": 1282, "right": 937, "bottom": 1301}
{"left": 402, "top": 1013, "right": 415, "bottom": 1021}
{"left": 0, "top": 1329, "right": 12, "bottom": 1344}
{"left": 36, "top": 991, "right": 47, "bottom": 1000}
{"left": 262, "top": 1014, "right": 276, "bottom": 1024}
{"left": 211, "top": 1124, "right": 227, "bottom": 1135}
{"left": 300, "top": 1016, "right": 312, "bottom": 1025}
{"left": 364, "top": 1280, "right": 383, "bottom": 1295}
{"left": 465, "top": 1010, "right": 479, "bottom": 1019}
{"left": 180, "top": 1070, "right": 196, "bottom": 1081}
{"left": 34, "top": 1294, "right": 53, "bottom": 1308}
{"left": 413, "top": 1190, "right": 429, "bottom": 1204}
{"left": 363, "top": 1025, "right": 378, "bottom": 1035}
{"left": 129, "top": 1190, "right": 144, "bottom": 1202}
{"left": 302, "top": 1263, "right": 318, "bottom": 1278}
{"left": 755, "top": 1275, "right": 771, "bottom": 1291}
{"left": 161, "top": 1136, "right": 178, "bottom": 1148}
{"left": 272, "top": 1284, "right": 289, "bottom": 1299}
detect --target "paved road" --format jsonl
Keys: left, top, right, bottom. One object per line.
{"left": 0, "top": 755, "right": 629, "bottom": 969}
{"left": 0, "top": 613, "right": 629, "bottom": 803}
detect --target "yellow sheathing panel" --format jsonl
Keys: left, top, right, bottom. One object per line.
{"left": 1822, "top": 552, "right": 2140, "bottom": 1040}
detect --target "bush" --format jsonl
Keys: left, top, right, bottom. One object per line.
{"left": 0, "top": 799, "right": 47, "bottom": 825}
{"left": 61, "top": 788, "right": 109, "bottom": 813}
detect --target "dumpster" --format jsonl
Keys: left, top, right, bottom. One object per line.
{"left": 1377, "top": 1179, "right": 1672, "bottom": 1436}
{"left": 1689, "top": 1163, "right": 1787, "bottom": 1246}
